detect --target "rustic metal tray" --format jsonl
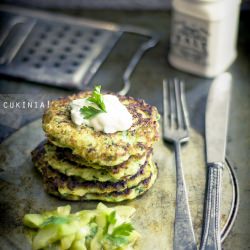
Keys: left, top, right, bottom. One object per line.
{"left": 0, "top": 5, "right": 159, "bottom": 94}
{"left": 0, "top": 119, "right": 239, "bottom": 249}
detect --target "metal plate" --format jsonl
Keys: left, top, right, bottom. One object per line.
{"left": 0, "top": 6, "right": 122, "bottom": 89}
{"left": 0, "top": 119, "right": 238, "bottom": 249}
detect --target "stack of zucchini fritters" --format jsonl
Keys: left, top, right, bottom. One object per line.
{"left": 32, "top": 92, "right": 160, "bottom": 202}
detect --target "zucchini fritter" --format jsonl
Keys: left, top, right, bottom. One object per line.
{"left": 32, "top": 143, "right": 157, "bottom": 200}
{"left": 45, "top": 142, "right": 152, "bottom": 181}
{"left": 43, "top": 92, "right": 159, "bottom": 166}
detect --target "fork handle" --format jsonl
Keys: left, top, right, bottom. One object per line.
{"left": 174, "top": 142, "right": 197, "bottom": 250}
{"left": 200, "top": 163, "right": 223, "bottom": 250}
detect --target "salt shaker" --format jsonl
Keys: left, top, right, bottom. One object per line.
{"left": 168, "top": 0, "right": 241, "bottom": 77}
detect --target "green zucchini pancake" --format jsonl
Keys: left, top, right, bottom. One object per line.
{"left": 43, "top": 91, "right": 159, "bottom": 166}
{"left": 32, "top": 143, "right": 157, "bottom": 202}
{"left": 32, "top": 86, "right": 160, "bottom": 202}
{"left": 45, "top": 142, "right": 151, "bottom": 181}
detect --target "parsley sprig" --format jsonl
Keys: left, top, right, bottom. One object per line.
{"left": 80, "top": 85, "right": 106, "bottom": 119}
{"left": 106, "top": 223, "right": 134, "bottom": 247}
{"left": 103, "top": 211, "right": 116, "bottom": 235}
{"left": 103, "top": 211, "right": 134, "bottom": 247}
{"left": 111, "top": 223, "right": 134, "bottom": 237}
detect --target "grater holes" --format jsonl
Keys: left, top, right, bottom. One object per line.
{"left": 77, "top": 53, "right": 85, "bottom": 59}
{"left": 51, "top": 39, "right": 59, "bottom": 45}
{"left": 64, "top": 46, "right": 72, "bottom": 53}
{"left": 88, "top": 37, "right": 95, "bottom": 43}
{"left": 40, "top": 33, "right": 47, "bottom": 39}
{"left": 59, "top": 54, "right": 66, "bottom": 60}
{"left": 21, "top": 56, "right": 29, "bottom": 62}
{"left": 72, "top": 61, "right": 80, "bottom": 67}
{"left": 34, "top": 41, "right": 40, "bottom": 47}
{"left": 54, "top": 62, "right": 61, "bottom": 68}
{"left": 28, "top": 48, "right": 35, "bottom": 55}
{"left": 40, "top": 55, "right": 47, "bottom": 61}
{"left": 58, "top": 32, "right": 65, "bottom": 38}
{"left": 33, "top": 63, "right": 41, "bottom": 68}
{"left": 75, "top": 30, "right": 83, "bottom": 37}
{"left": 70, "top": 39, "right": 77, "bottom": 44}
{"left": 46, "top": 48, "right": 53, "bottom": 53}
{"left": 82, "top": 45, "right": 90, "bottom": 51}
{"left": 93, "top": 30, "right": 102, "bottom": 36}
{"left": 66, "top": 69, "right": 73, "bottom": 74}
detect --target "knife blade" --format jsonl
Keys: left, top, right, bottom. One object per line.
{"left": 200, "top": 72, "right": 232, "bottom": 250}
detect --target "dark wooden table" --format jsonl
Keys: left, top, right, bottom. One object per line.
{"left": 0, "top": 8, "right": 249, "bottom": 250}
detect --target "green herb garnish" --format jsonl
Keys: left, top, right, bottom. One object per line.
{"left": 111, "top": 223, "right": 134, "bottom": 237}
{"left": 40, "top": 216, "right": 69, "bottom": 228}
{"left": 80, "top": 85, "right": 106, "bottom": 119}
{"left": 103, "top": 211, "right": 117, "bottom": 235}
{"left": 107, "top": 211, "right": 117, "bottom": 225}
{"left": 80, "top": 106, "right": 103, "bottom": 119}
{"left": 87, "top": 85, "right": 106, "bottom": 112}
{"left": 106, "top": 235, "right": 129, "bottom": 246}
{"left": 105, "top": 223, "right": 134, "bottom": 247}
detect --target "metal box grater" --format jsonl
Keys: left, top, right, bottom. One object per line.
{"left": 0, "top": 5, "right": 159, "bottom": 94}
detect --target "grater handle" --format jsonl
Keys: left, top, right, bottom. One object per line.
{"left": 118, "top": 28, "right": 159, "bottom": 95}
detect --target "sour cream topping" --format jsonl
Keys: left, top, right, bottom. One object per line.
{"left": 70, "top": 95, "right": 133, "bottom": 133}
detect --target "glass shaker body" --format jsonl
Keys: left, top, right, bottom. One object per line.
{"left": 168, "top": 0, "right": 241, "bottom": 77}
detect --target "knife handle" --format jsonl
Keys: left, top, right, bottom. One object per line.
{"left": 200, "top": 163, "right": 223, "bottom": 250}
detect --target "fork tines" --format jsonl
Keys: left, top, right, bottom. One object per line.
{"left": 163, "top": 79, "right": 189, "bottom": 140}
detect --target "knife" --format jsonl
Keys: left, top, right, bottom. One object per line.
{"left": 200, "top": 72, "right": 232, "bottom": 250}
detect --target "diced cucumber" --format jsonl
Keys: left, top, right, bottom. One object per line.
{"left": 89, "top": 234, "right": 102, "bottom": 250}
{"left": 60, "top": 234, "right": 75, "bottom": 249}
{"left": 23, "top": 214, "right": 44, "bottom": 228}
{"left": 74, "top": 226, "right": 89, "bottom": 240}
{"left": 75, "top": 211, "right": 95, "bottom": 225}
{"left": 95, "top": 211, "right": 107, "bottom": 230}
{"left": 24, "top": 203, "right": 139, "bottom": 250}
{"left": 71, "top": 239, "right": 87, "bottom": 250}
{"left": 57, "top": 205, "right": 71, "bottom": 216}
{"left": 96, "top": 203, "right": 107, "bottom": 211}
{"left": 33, "top": 222, "right": 78, "bottom": 250}
{"left": 43, "top": 205, "right": 71, "bottom": 218}
{"left": 32, "top": 225, "right": 59, "bottom": 250}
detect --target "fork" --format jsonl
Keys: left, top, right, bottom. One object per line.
{"left": 163, "top": 79, "right": 197, "bottom": 250}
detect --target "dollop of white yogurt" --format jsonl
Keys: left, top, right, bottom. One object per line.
{"left": 70, "top": 95, "right": 133, "bottom": 133}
